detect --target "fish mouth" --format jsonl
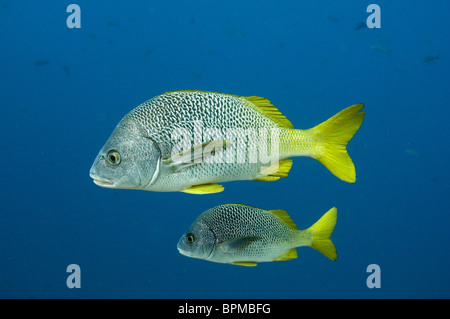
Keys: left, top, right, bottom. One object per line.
{"left": 177, "top": 238, "right": 189, "bottom": 256}
{"left": 90, "top": 173, "right": 115, "bottom": 188}
{"left": 177, "top": 246, "right": 187, "bottom": 256}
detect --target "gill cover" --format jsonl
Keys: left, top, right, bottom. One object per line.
{"left": 177, "top": 219, "right": 217, "bottom": 260}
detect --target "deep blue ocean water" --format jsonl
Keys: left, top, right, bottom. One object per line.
{"left": 1, "top": 0, "right": 449, "bottom": 299}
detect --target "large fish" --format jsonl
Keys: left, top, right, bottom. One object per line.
{"left": 177, "top": 203, "right": 337, "bottom": 266}
{"left": 90, "top": 90, "right": 364, "bottom": 194}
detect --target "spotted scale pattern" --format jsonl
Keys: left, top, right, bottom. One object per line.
{"left": 199, "top": 204, "right": 308, "bottom": 263}
{"left": 121, "top": 91, "right": 294, "bottom": 191}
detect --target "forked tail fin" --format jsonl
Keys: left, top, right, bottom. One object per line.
{"left": 311, "top": 104, "right": 365, "bottom": 183}
{"left": 306, "top": 207, "right": 338, "bottom": 261}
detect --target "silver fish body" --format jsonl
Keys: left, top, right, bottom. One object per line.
{"left": 90, "top": 90, "right": 364, "bottom": 194}
{"left": 177, "top": 204, "right": 337, "bottom": 266}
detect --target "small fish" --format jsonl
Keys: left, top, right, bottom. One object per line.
{"left": 177, "top": 204, "right": 338, "bottom": 266}
{"left": 107, "top": 21, "right": 120, "bottom": 27}
{"left": 326, "top": 14, "right": 339, "bottom": 23}
{"left": 371, "top": 45, "right": 391, "bottom": 55}
{"left": 191, "top": 71, "right": 202, "bottom": 79}
{"left": 423, "top": 55, "right": 439, "bottom": 63}
{"left": 405, "top": 148, "right": 421, "bottom": 158}
{"left": 226, "top": 27, "right": 246, "bottom": 37}
{"left": 90, "top": 91, "right": 364, "bottom": 194}
{"left": 63, "top": 65, "right": 70, "bottom": 76}
{"left": 354, "top": 21, "right": 366, "bottom": 30}
{"left": 376, "top": 38, "right": 390, "bottom": 43}
{"left": 144, "top": 48, "right": 154, "bottom": 56}
{"left": 34, "top": 59, "right": 49, "bottom": 66}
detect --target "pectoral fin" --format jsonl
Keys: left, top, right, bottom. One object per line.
{"left": 164, "top": 140, "right": 232, "bottom": 172}
{"left": 218, "top": 236, "right": 260, "bottom": 252}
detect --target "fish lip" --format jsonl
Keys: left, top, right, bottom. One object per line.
{"left": 177, "top": 239, "right": 192, "bottom": 257}
{"left": 177, "top": 245, "right": 188, "bottom": 256}
{"left": 90, "top": 173, "right": 114, "bottom": 187}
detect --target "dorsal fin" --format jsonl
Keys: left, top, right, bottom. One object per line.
{"left": 162, "top": 90, "right": 236, "bottom": 95}
{"left": 242, "top": 96, "right": 294, "bottom": 128}
{"left": 270, "top": 209, "right": 298, "bottom": 230}
{"left": 161, "top": 91, "right": 294, "bottom": 128}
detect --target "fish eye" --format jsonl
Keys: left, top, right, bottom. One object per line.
{"left": 106, "top": 150, "right": 121, "bottom": 165}
{"left": 186, "top": 233, "right": 195, "bottom": 244}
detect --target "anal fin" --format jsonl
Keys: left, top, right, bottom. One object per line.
{"left": 274, "top": 248, "right": 298, "bottom": 262}
{"left": 230, "top": 261, "right": 258, "bottom": 267}
{"left": 254, "top": 176, "right": 280, "bottom": 182}
{"left": 256, "top": 158, "right": 293, "bottom": 181}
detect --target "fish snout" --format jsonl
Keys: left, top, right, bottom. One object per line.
{"left": 90, "top": 173, "right": 114, "bottom": 187}
{"left": 177, "top": 239, "right": 189, "bottom": 256}
{"left": 89, "top": 163, "right": 115, "bottom": 187}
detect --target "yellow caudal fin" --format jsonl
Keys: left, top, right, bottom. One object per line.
{"left": 306, "top": 207, "right": 338, "bottom": 261}
{"left": 311, "top": 104, "right": 365, "bottom": 183}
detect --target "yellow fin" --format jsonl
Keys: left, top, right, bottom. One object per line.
{"left": 162, "top": 91, "right": 294, "bottom": 128}
{"left": 306, "top": 207, "right": 338, "bottom": 261}
{"left": 243, "top": 95, "right": 294, "bottom": 128}
{"left": 254, "top": 176, "right": 280, "bottom": 182}
{"left": 274, "top": 248, "right": 298, "bottom": 262}
{"left": 270, "top": 209, "right": 298, "bottom": 230}
{"left": 311, "top": 104, "right": 365, "bottom": 183}
{"left": 231, "top": 261, "right": 258, "bottom": 267}
{"left": 258, "top": 159, "right": 293, "bottom": 181}
{"left": 180, "top": 183, "right": 224, "bottom": 194}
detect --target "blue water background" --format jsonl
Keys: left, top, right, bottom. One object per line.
{"left": 1, "top": 0, "right": 449, "bottom": 298}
